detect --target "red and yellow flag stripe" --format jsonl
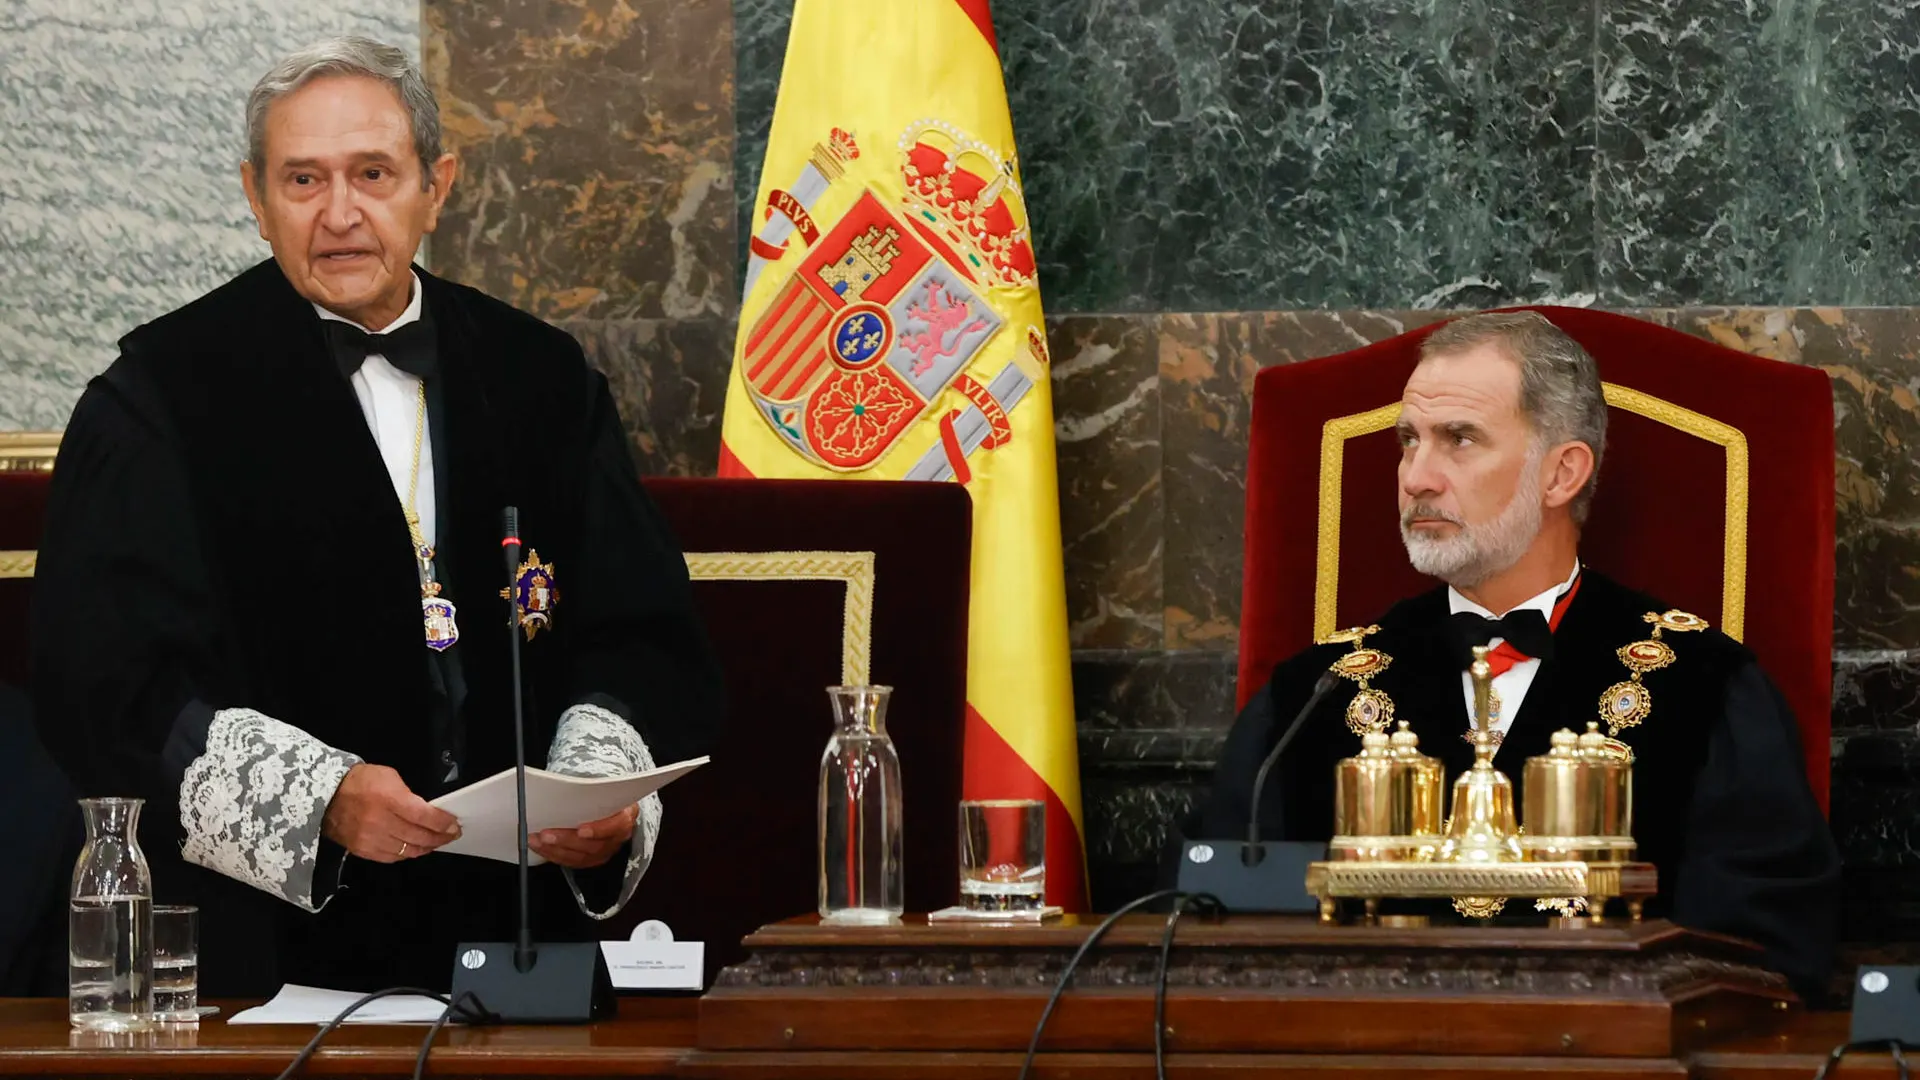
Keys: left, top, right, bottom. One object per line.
{"left": 718, "top": 0, "right": 1085, "bottom": 909}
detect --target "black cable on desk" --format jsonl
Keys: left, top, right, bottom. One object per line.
{"left": 271, "top": 987, "right": 444, "bottom": 1080}
{"left": 1015, "top": 889, "right": 1216, "bottom": 1080}
{"left": 411, "top": 991, "right": 487, "bottom": 1080}
{"left": 1152, "top": 893, "right": 1223, "bottom": 1080}
{"left": 1812, "top": 1038, "right": 1911, "bottom": 1080}
{"left": 270, "top": 986, "right": 491, "bottom": 1080}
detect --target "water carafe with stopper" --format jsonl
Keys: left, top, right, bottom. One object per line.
{"left": 818, "top": 685, "right": 904, "bottom": 924}
{"left": 69, "top": 797, "right": 154, "bottom": 1031}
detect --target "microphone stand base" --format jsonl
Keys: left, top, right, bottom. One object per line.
{"left": 1176, "top": 839, "right": 1323, "bottom": 913}
{"left": 451, "top": 940, "right": 615, "bottom": 1024}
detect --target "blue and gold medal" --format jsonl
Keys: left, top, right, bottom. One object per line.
{"left": 502, "top": 549, "right": 560, "bottom": 641}
{"left": 419, "top": 543, "right": 459, "bottom": 652}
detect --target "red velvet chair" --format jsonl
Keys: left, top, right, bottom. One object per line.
{"left": 0, "top": 434, "right": 58, "bottom": 690}
{"left": 631, "top": 477, "right": 971, "bottom": 977}
{"left": 1237, "top": 307, "right": 1835, "bottom": 811}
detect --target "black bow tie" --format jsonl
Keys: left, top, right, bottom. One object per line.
{"left": 324, "top": 318, "right": 437, "bottom": 380}
{"left": 1445, "top": 608, "right": 1556, "bottom": 665}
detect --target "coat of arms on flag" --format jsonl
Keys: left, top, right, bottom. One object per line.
{"left": 720, "top": 0, "right": 1087, "bottom": 911}
{"left": 738, "top": 123, "right": 1035, "bottom": 476}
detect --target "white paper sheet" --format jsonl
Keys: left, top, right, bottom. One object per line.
{"left": 227, "top": 984, "right": 450, "bottom": 1025}
{"left": 427, "top": 757, "right": 708, "bottom": 865}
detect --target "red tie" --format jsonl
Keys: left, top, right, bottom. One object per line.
{"left": 1482, "top": 575, "right": 1583, "bottom": 678}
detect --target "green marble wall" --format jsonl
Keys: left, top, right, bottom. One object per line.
{"left": 740, "top": 0, "right": 1920, "bottom": 311}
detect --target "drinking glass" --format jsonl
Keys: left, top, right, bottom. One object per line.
{"left": 151, "top": 906, "right": 198, "bottom": 1023}
{"left": 958, "top": 799, "right": 1045, "bottom": 911}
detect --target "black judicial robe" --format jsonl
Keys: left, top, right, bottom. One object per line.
{"left": 0, "top": 682, "right": 78, "bottom": 995}
{"left": 1192, "top": 570, "right": 1841, "bottom": 994}
{"left": 32, "top": 260, "right": 722, "bottom": 996}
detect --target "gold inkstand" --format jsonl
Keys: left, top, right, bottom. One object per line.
{"left": 1305, "top": 646, "right": 1658, "bottom": 925}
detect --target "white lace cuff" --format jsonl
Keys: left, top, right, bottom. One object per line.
{"left": 546, "top": 702, "right": 661, "bottom": 921}
{"left": 178, "top": 708, "right": 360, "bottom": 913}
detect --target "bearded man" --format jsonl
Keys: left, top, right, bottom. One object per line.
{"left": 1191, "top": 311, "right": 1840, "bottom": 994}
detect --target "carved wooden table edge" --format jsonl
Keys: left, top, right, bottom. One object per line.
{"left": 677, "top": 1049, "right": 1700, "bottom": 1078}
{"left": 733, "top": 912, "right": 1722, "bottom": 951}
{"left": 699, "top": 914, "right": 1798, "bottom": 1062}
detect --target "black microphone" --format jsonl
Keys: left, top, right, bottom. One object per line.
{"left": 1174, "top": 670, "right": 1341, "bottom": 913}
{"left": 1246, "top": 670, "right": 1341, "bottom": 850}
{"left": 449, "top": 507, "right": 615, "bottom": 1023}
{"left": 500, "top": 508, "right": 533, "bottom": 973}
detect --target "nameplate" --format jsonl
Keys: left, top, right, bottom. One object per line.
{"left": 600, "top": 940, "right": 704, "bottom": 990}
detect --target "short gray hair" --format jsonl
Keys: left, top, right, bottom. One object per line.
{"left": 247, "top": 36, "right": 441, "bottom": 190}
{"left": 1419, "top": 311, "right": 1608, "bottom": 524}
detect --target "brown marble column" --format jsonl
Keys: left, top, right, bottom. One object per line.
{"left": 425, "top": 0, "right": 737, "bottom": 475}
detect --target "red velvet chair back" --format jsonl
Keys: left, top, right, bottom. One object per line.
{"left": 0, "top": 435, "right": 59, "bottom": 690}
{"left": 631, "top": 477, "right": 970, "bottom": 976}
{"left": 1238, "top": 308, "right": 1835, "bottom": 810}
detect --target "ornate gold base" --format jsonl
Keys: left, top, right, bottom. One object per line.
{"left": 1304, "top": 860, "right": 1657, "bottom": 926}
{"left": 1374, "top": 914, "right": 1431, "bottom": 929}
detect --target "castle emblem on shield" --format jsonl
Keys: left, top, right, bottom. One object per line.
{"left": 738, "top": 121, "right": 1043, "bottom": 473}
{"left": 501, "top": 550, "right": 560, "bottom": 641}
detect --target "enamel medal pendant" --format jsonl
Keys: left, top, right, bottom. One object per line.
{"left": 418, "top": 544, "right": 460, "bottom": 651}
{"left": 423, "top": 590, "right": 460, "bottom": 651}
{"left": 502, "top": 549, "right": 560, "bottom": 641}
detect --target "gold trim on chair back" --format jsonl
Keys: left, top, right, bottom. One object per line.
{"left": 0, "top": 431, "right": 59, "bottom": 579}
{"left": 0, "top": 432, "right": 59, "bottom": 473}
{"left": 682, "top": 550, "right": 877, "bottom": 686}
{"left": 1312, "top": 384, "right": 1749, "bottom": 642}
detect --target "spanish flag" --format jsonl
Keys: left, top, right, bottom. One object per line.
{"left": 718, "top": 0, "right": 1086, "bottom": 909}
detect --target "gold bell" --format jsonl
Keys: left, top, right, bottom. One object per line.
{"left": 1437, "top": 646, "right": 1523, "bottom": 865}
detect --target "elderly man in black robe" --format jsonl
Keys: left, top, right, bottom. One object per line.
{"left": 33, "top": 36, "right": 720, "bottom": 995}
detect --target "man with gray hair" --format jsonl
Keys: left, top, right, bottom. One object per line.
{"left": 1191, "top": 311, "right": 1839, "bottom": 994}
{"left": 33, "top": 37, "right": 721, "bottom": 994}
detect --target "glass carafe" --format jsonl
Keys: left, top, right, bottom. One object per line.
{"left": 818, "top": 686, "right": 904, "bottom": 924}
{"left": 69, "top": 798, "right": 153, "bottom": 1031}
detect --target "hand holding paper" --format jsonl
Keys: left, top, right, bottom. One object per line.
{"left": 324, "top": 764, "right": 461, "bottom": 863}
{"left": 531, "top": 802, "right": 640, "bottom": 869}
{"left": 428, "top": 757, "right": 707, "bottom": 866}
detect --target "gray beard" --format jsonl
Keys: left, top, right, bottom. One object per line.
{"left": 1401, "top": 461, "right": 1544, "bottom": 588}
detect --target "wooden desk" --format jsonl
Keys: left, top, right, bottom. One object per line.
{"left": 0, "top": 998, "right": 695, "bottom": 1078}
{"left": 1689, "top": 1012, "right": 1903, "bottom": 1079}
{"left": 0, "top": 999, "right": 1901, "bottom": 1078}
{"left": 687, "top": 915, "right": 1893, "bottom": 1079}
{"left": 0, "top": 912, "right": 1906, "bottom": 1079}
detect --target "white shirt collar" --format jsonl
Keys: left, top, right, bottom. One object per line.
{"left": 1448, "top": 559, "right": 1581, "bottom": 621}
{"left": 312, "top": 271, "right": 423, "bottom": 334}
